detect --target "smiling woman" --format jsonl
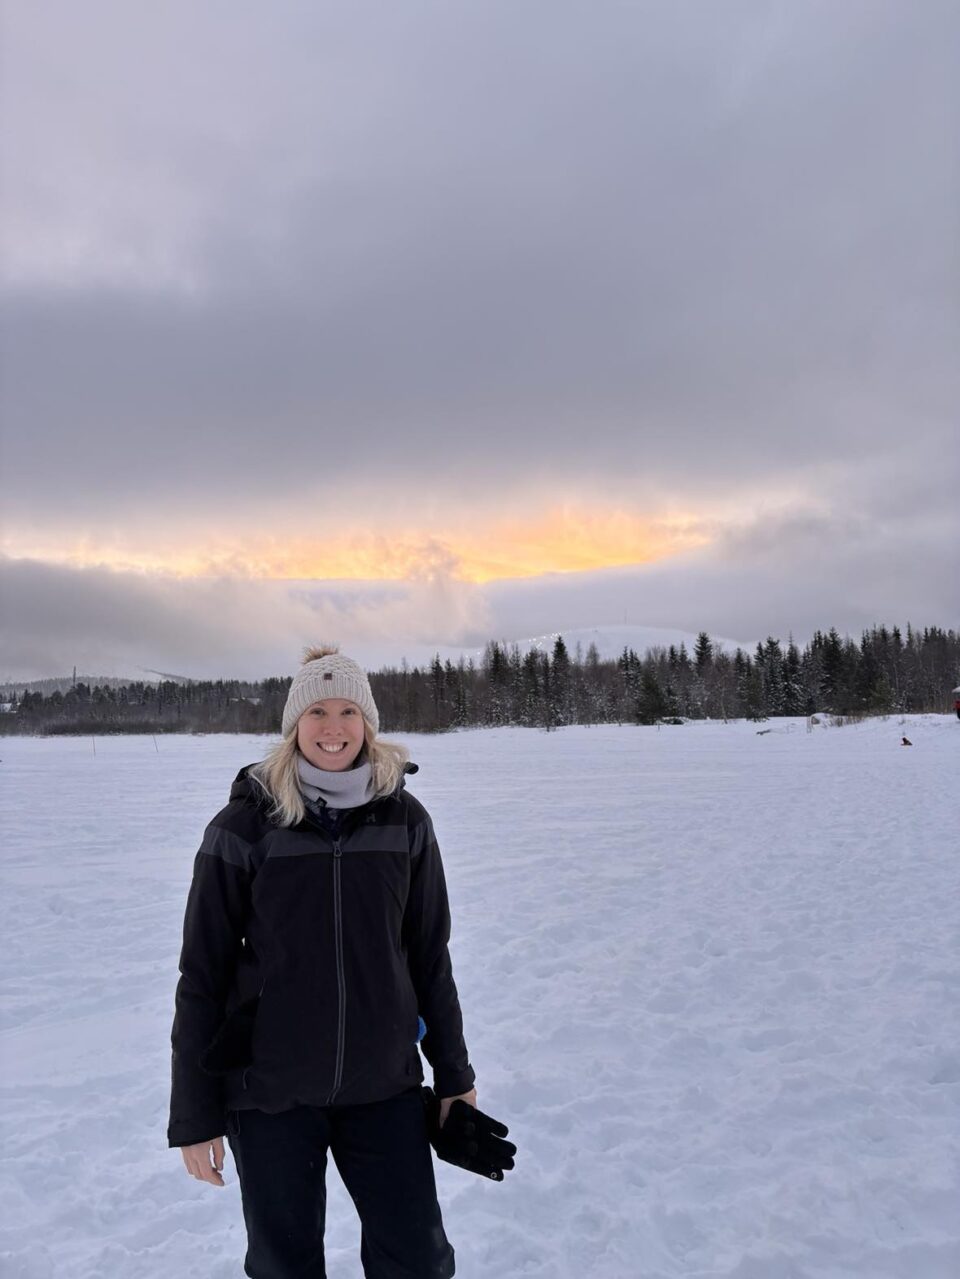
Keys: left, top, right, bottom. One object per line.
{"left": 167, "top": 643, "right": 514, "bottom": 1278}
{"left": 296, "top": 698, "right": 367, "bottom": 770}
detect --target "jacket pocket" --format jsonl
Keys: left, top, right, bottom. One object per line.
{"left": 198, "top": 990, "right": 262, "bottom": 1076}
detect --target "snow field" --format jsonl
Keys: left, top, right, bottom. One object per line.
{"left": 1, "top": 716, "right": 958, "bottom": 1277}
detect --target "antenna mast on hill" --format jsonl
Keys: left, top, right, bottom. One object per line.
{"left": 73, "top": 665, "right": 76, "bottom": 689}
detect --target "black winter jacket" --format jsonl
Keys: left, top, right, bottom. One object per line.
{"left": 167, "top": 761, "right": 475, "bottom": 1148}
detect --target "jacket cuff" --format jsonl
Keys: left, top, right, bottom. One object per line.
{"left": 433, "top": 1063, "right": 476, "bottom": 1099}
{"left": 167, "top": 1110, "right": 226, "bottom": 1148}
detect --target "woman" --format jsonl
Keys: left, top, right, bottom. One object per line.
{"left": 167, "top": 645, "right": 511, "bottom": 1278}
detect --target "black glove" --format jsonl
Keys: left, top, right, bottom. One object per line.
{"left": 421, "top": 1087, "right": 517, "bottom": 1181}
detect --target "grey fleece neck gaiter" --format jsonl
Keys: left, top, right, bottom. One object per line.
{"left": 296, "top": 751, "right": 376, "bottom": 811}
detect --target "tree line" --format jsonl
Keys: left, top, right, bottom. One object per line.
{"left": 1, "top": 624, "right": 956, "bottom": 737}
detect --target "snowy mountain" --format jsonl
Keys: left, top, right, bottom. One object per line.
{"left": 348, "top": 624, "right": 746, "bottom": 673}
{"left": 0, "top": 668, "right": 193, "bottom": 697}
{"left": 1, "top": 627, "right": 748, "bottom": 693}
{"left": 508, "top": 623, "right": 745, "bottom": 662}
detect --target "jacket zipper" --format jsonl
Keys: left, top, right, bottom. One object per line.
{"left": 325, "top": 836, "right": 346, "bottom": 1103}
{"left": 301, "top": 806, "right": 382, "bottom": 1105}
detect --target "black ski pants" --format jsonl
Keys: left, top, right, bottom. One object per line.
{"left": 225, "top": 1084, "right": 456, "bottom": 1278}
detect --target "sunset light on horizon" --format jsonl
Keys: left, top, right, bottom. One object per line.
{"left": 1, "top": 504, "right": 711, "bottom": 583}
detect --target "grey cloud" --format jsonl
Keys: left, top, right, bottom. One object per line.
{"left": 2, "top": 0, "right": 958, "bottom": 526}
{"left": 488, "top": 496, "right": 960, "bottom": 639}
{"left": 0, "top": 555, "right": 492, "bottom": 681}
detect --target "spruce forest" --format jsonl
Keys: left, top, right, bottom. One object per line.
{"left": 2, "top": 624, "right": 957, "bottom": 737}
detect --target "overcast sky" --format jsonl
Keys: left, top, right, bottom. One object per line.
{"left": 2, "top": 1, "right": 958, "bottom": 680}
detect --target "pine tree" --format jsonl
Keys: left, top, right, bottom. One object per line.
{"left": 761, "top": 638, "right": 786, "bottom": 715}
{"left": 783, "top": 638, "right": 806, "bottom": 715}
{"left": 520, "top": 649, "right": 541, "bottom": 727}
{"left": 636, "top": 669, "right": 669, "bottom": 724}
{"left": 550, "top": 636, "right": 571, "bottom": 726}
{"left": 694, "top": 632, "right": 713, "bottom": 673}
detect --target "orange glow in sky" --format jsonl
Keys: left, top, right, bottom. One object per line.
{"left": 3, "top": 507, "right": 710, "bottom": 581}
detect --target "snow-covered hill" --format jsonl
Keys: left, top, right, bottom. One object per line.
{"left": 509, "top": 623, "right": 744, "bottom": 661}
{"left": 1, "top": 625, "right": 745, "bottom": 693}
{"left": 348, "top": 624, "right": 745, "bottom": 673}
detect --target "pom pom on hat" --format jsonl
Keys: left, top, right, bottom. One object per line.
{"left": 301, "top": 643, "right": 339, "bottom": 663}
{"left": 281, "top": 643, "right": 380, "bottom": 737}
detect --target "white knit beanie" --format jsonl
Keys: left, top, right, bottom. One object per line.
{"left": 282, "top": 645, "right": 380, "bottom": 737}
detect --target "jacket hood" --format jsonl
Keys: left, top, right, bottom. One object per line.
{"left": 229, "top": 758, "right": 419, "bottom": 806}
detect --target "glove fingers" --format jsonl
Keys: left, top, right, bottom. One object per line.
{"left": 478, "top": 1134, "right": 517, "bottom": 1162}
{"left": 440, "top": 1145, "right": 514, "bottom": 1179}
{"left": 477, "top": 1114, "right": 510, "bottom": 1139}
{"left": 449, "top": 1099, "right": 511, "bottom": 1141}
{"left": 470, "top": 1156, "right": 513, "bottom": 1171}
{"left": 465, "top": 1140, "right": 514, "bottom": 1169}
{"left": 479, "top": 1141, "right": 515, "bottom": 1169}
{"left": 466, "top": 1133, "right": 515, "bottom": 1171}
{"left": 459, "top": 1152, "right": 506, "bottom": 1180}
{"left": 425, "top": 1094, "right": 516, "bottom": 1179}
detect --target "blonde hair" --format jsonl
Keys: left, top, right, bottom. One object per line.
{"left": 247, "top": 717, "right": 411, "bottom": 828}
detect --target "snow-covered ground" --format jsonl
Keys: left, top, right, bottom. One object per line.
{"left": 2, "top": 716, "right": 958, "bottom": 1279}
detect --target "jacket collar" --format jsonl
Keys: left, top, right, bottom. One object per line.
{"left": 229, "top": 759, "right": 419, "bottom": 809}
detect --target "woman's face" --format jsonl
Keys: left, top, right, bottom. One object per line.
{"left": 297, "top": 698, "right": 367, "bottom": 771}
